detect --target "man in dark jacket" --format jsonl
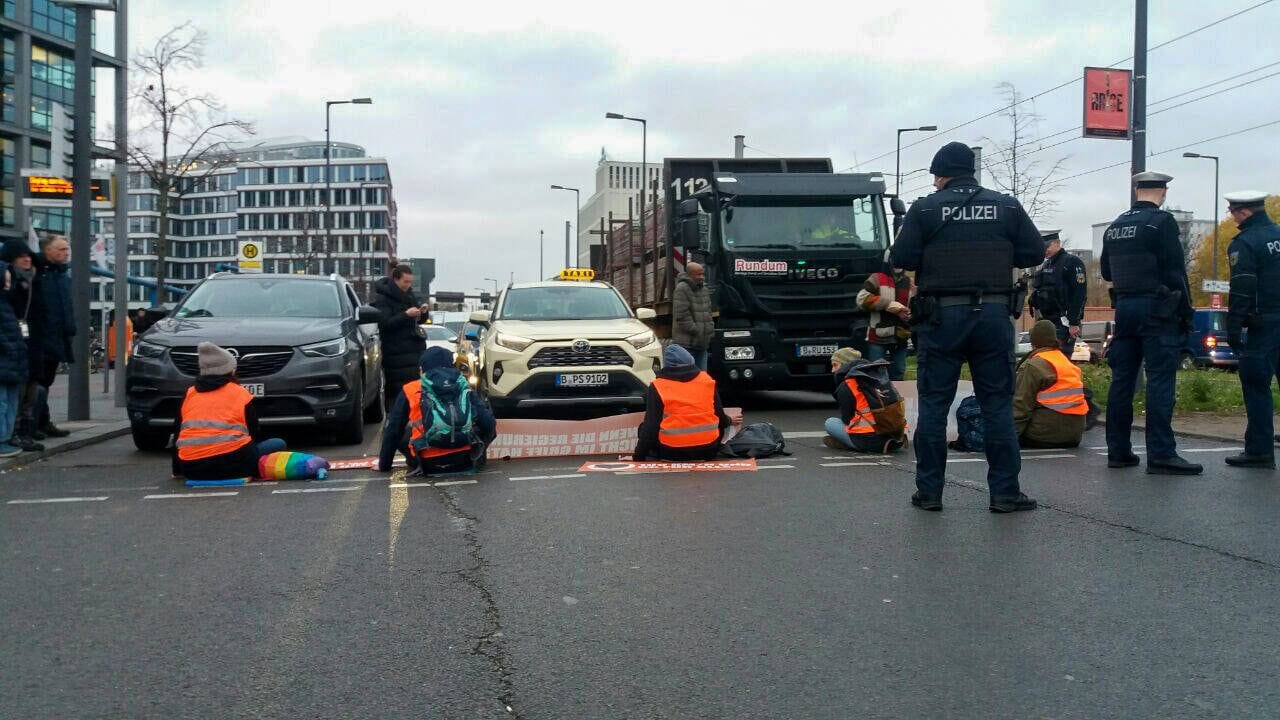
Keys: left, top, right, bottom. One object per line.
{"left": 0, "top": 257, "right": 30, "bottom": 457}
{"left": 19, "top": 235, "right": 75, "bottom": 440}
{"left": 170, "top": 343, "right": 286, "bottom": 480}
{"left": 633, "top": 344, "right": 734, "bottom": 461}
{"left": 379, "top": 347, "right": 496, "bottom": 475}
{"left": 371, "top": 264, "right": 428, "bottom": 410}
{"left": 672, "top": 262, "right": 714, "bottom": 370}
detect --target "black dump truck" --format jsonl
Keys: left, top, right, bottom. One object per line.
{"left": 600, "top": 157, "right": 903, "bottom": 392}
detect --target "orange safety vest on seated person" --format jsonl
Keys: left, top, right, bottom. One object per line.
{"left": 652, "top": 373, "right": 721, "bottom": 448}
{"left": 1034, "top": 349, "right": 1088, "bottom": 415}
{"left": 176, "top": 383, "right": 254, "bottom": 461}
{"left": 843, "top": 378, "right": 878, "bottom": 435}
{"left": 402, "top": 380, "right": 471, "bottom": 459}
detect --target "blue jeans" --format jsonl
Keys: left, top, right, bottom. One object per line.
{"left": 257, "top": 438, "right": 287, "bottom": 455}
{"left": 1239, "top": 316, "right": 1280, "bottom": 458}
{"left": 914, "top": 303, "right": 1021, "bottom": 501}
{"left": 0, "top": 383, "right": 19, "bottom": 445}
{"left": 865, "top": 342, "right": 908, "bottom": 381}
{"left": 824, "top": 417, "right": 856, "bottom": 449}
{"left": 1105, "top": 297, "right": 1180, "bottom": 461}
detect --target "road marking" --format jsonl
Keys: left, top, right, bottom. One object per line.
{"left": 1024, "top": 454, "right": 1076, "bottom": 460}
{"left": 388, "top": 482, "right": 432, "bottom": 488}
{"left": 782, "top": 431, "right": 828, "bottom": 439}
{"left": 1088, "top": 445, "right": 1145, "bottom": 450}
{"left": 509, "top": 473, "right": 584, "bottom": 482}
{"left": 820, "top": 462, "right": 889, "bottom": 467}
{"left": 757, "top": 464, "right": 796, "bottom": 470}
{"left": 433, "top": 479, "right": 478, "bottom": 487}
{"left": 1183, "top": 447, "right": 1243, "bottom": 453}
{"left": 144, "top": 492, "right": 238, "bottom": 499}
{"left": 7, "top": 496, "right": 109, "bottom": 505}
{"left": 272, "top": 486, "right": 360, "bottom": 494}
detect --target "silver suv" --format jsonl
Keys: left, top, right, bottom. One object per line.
{"left": 125, "top": 273, "right": 384, "bottom": 450}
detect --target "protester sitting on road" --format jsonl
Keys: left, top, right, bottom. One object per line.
{"left": 1014, "top": 320, "right": 1087, "bottom": 449}
{"left": 0, "top": 256, "right": 30, "bottom": 458}
{"left": 379, "top": 347, "right": 496, "bottom": 475}
{"left": 633, "top": 344, "right": 735, "bottom": 462}
{"left": 171, "top": 342, "right": 286, "bottom": 480}
{"left": 824, "top": 347, "right": 909, "bottom": 454}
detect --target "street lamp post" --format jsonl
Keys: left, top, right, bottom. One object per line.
{"left": 484, "top": 277, "right": 499, "bottom": 298}
{"left": 550, "top": 185, "right": 580, "bottom": 268}
{"left": 325, "top": 97, "right": 372, "bottom": 267}
{"left": 1183, "top": 151, "right": 1221, "bottom": 280}
{"left": 539, "top": 229, "right": 544, "bottom": 280}
{"left": 895, "top": 125, "right": 937, "bottom": 196}
{"left": 606, "top": 113, "right": 647, "bottom": 269}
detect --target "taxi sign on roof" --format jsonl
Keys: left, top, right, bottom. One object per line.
{"left": 559, "top": 268, "right": 595, "bottom": 281}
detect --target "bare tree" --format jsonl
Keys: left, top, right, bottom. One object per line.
{"left": 128, "top": 23, "right": 254, "bottom": 304}
{"left": 980, "top": 82, "right": 1069, "bottom": 223}
{"left": 286, "top": 212, "right": 323, "bottom": 274}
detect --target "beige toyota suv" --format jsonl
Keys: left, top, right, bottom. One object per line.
{"left": 466, "top": 275, "right": 661, "bottom": 415}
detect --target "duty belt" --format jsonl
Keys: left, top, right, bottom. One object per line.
{"left": 935, "top": 292, "right": 1013, "bottom": 308}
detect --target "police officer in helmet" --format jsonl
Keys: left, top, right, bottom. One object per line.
{"left": 1100, "top": 171, "right": 1201, "bottom": 475}
{"left": 1029, "top": 229, "right": 1088, "bottom": 354}
{"left": 1223, "top": 191, "right": 1280, "bottom": 468}
{"left": 891, "top": 141, "right": 1045, "bottom": 513}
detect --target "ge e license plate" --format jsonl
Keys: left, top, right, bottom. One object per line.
{"left": 242, "top": 383, "right": 266, "bottom": 397}
{"left": 796, "top": 344, "right": 838, "bottom": 358}
{"left": 555, "top": 373, "right": 609, "bottom": 388}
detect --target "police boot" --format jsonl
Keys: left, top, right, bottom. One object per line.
{"left": 11, "top": 435, "right": 44, "bottom": 452}
{"left": 1146, "top": 456, "right": 1203, "bottom": 475}
{"left": 39, "top": 423, "right": 70, "bottom": 439}
{"left": 1107, "top": 452, "right": 1141, "bottom": 468}
{"left": 1225, "top": 453, "right": 1276, "bottom": 469}
{"left": 910, "top": 492, "right": 943, "bottom": 512}
{"left": 989, "top": 493, "right": 1038, "bottom": 513}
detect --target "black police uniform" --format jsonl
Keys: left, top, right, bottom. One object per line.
{"left": 1225, "top": 200, "right": 1280, "bottom": 464}
{"left": 1100, "top": 195, "right": 1195, "bottom": 469}
{"left": 1031, "top": 245, "right": 1088, "bottom": 354}
{"left": 892, "top": 174, "right": 1044, "bottom": 509}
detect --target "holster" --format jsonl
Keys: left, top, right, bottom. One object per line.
{"left": 1009, "top": 282, "right": 1028, "bottom": 319}
{"left": 909, "top": 296, "right": 939, "bottom": 326}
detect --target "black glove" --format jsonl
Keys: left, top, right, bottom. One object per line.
{"left": 1228, "top": 333, "right": 1244, "bottom": 351}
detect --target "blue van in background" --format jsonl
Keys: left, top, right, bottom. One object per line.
{"left": 1182, "top": 308, "right": 1237, "bottom": 370}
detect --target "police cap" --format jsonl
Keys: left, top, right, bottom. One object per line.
{"left": 1224, "top": 190, "right": 1268, "bottom": 210}
{"left": 1132, "top": 171, "right": 1173, "bottom": 189}
{"left": 1040, "top": 229, "right": 1062, "bottom": 242}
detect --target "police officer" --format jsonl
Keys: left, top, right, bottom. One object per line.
{"left": 1100, "top": 172, "right": 1201, "bottom": 475}
{"left": 1223, "top": 191, "right": 1280, "bottom": 468}
{"left": 891, "top": 141, "right": 1045, "bottom": 513}
{"left": 1030, "top": 229, "right": 1088, "bottom": 354}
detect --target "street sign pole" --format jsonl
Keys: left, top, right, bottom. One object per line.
{"left": 67, "top": 4, "right": 94, "bottom": 421}
{"left": 112, "top": 0, "right": 129, "bottom": 408}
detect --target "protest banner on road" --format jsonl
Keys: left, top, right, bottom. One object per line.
{"left": 578, "top": 459, "right": 758, "bottom": 473}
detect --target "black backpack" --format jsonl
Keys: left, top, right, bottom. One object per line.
{"left": 720, "top": 422, "right": 790, "bottom": 459}
{"left": 950, "top": 395, "right": 985, "bottom": 452}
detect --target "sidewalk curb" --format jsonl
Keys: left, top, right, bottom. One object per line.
{"left": 0, "top": 422, "right": 132, "bottom": 473}
{"left": 1096, "top": 418, "right": 1241, "bottom": 445}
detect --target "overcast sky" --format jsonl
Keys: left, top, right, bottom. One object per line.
{"left": 110, "top": 0, "right": 1280, "bottom": 291}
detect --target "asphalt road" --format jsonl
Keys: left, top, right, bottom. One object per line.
{"left": 3, "top": 391, "right": 1278, "bottom": 719}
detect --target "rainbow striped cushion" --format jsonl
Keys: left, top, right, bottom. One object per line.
{"left": 258, "top": 451, "right": 330, "bottom": 481}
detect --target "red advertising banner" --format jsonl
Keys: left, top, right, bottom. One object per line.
{"left": 1083, "top": 67, "right": 1131, "bottom": 139}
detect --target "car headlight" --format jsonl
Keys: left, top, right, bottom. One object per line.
{"left": 300, "top": 337, "right": 348, "bottom": 358}
{"left": 724, "top": 346, "right": 756, "bottom": 361}
{"left": 626, "top": 330, "right": 656, "bottom": 349}
{"left": 494, "top": 332, "right": 534, "bottom": 352}
{"left": 134, "top": 340, "right": 167, "bottom": 359}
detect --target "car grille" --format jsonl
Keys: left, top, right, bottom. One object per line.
{"left": 528, "top": 345, "right": 633, "bottom": 369}
{"left": 170, "top": 346, "right": 294, "bottom": 378}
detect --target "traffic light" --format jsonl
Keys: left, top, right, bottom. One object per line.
{"left": 480, "top": 291, "right": 492, "bottom": 306}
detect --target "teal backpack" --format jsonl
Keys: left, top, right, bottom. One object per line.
{"left": 410, "top": 373, "right": 475, "bottom": 453}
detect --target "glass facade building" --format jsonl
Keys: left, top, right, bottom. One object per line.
{"left": 91, "top": 138, "right": 398, "bottom": 314}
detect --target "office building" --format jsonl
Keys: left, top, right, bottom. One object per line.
{"left": 91, "top": 136, "right": 397, "bottom": 320}
{"left": 577, "top": 149, "right": 660, "bottom": 267}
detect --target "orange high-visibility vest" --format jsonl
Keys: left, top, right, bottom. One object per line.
{"left": 843, "top": 378, "right": 877, "bottom": 435}
{"left": 653, "top": 372, "right": 721, "bottom": 448}
{"left": 1034, "top": 349, "right": 1087, "bottom": 415}
{"left": 176, "top": 383, "right": 253, "bottom": 461}
{"left": 403, "top": 380, "right": 471, "bottom": 459}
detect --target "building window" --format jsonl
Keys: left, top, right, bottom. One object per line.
{"left": 1, "top": 136, "right": 12, "bottom": 227}
{"left": 31, "top": 143, "right": 50, "bottom": 169}
{"left": 31, "top": 206, "right": 70, "bottom": 233}
{"left": 32, "top": 0, "right": 78, "bottom": 42}
{"left": 31, "top": 44, "right": 76, "bottom": 131}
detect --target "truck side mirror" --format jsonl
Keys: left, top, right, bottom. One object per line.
{"left": 890, "top": 197, "right": 907, "bottom": 234}
{"left": 676, "top": 198, "right": 706, "bottom": 250}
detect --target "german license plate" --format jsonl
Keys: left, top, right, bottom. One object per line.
{"left": 556, "top": 373, "right": 608, "bottom": 388}
{"left": 243, "top": 383, "right": 266, "bottom": 397}
{"left": 796, "top": 344, "right": 838, "bottom": 358}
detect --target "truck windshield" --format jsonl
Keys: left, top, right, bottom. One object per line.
{"left": 499, "top": 285, "right": 632, "bottom": 321}
{"left": 722, "top": 196, "right": 887, "bottom": 251}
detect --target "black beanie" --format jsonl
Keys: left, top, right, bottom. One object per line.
{"left": 929, "top": 142, "right": 976, "bottom": 178}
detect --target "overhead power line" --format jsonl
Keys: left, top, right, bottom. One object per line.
{"left": 843, "top": 0, "right": 1278, "bottom": 172}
